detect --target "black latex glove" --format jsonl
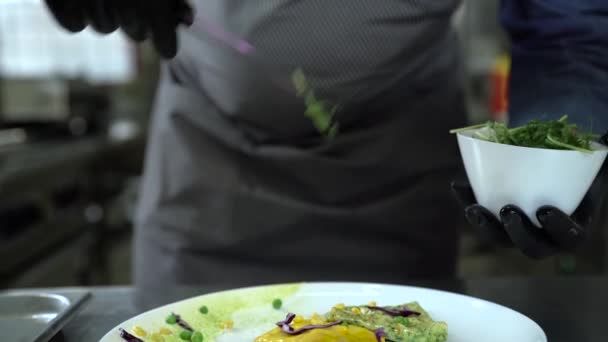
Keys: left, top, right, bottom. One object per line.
{"left": 452, "top": 139, "right": 608, "bottom": 259}
{"left": 44, "top": 0, "right": 194, "bottom": 58}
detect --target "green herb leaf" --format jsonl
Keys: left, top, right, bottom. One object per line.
{"left": 292, "top": 69, "right": 339, "bottom": 139}
{"left": 292, "top": 68, "right": 309, "bottom": 97}
{"left": 451, "top": 115, "right": 596, "bottom": 153}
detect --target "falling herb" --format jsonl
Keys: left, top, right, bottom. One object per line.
{"left": 292, "top": 68, "right": 339, "bottom": 139}
{"left": 450, "top": 115, "right": 598, "bottom": 154}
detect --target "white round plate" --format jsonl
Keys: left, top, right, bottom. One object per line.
{"left": 100, "top": 282, "right": 547, "bottom": 342}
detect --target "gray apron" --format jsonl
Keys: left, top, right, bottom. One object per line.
{"left": 134, "top": 0, "right": 466, "bottom": 288}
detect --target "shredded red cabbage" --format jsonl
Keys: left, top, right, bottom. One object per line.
{"left": 276, "top": 313, "right": 343, "bottom": 335}
{"left": 374, "top": 328, "right": 387, "bottom": 342}
{"left": 172, "top": 312, "right": 194, "bottom": 332}
{"left": 277, "top": 313, "right": 297, "bottom": 326}
{"left": 365, "top": 306, "right": 421, "bottom": 317}
{"left": 119, "top": 328, "right": 143, "bottom": 342}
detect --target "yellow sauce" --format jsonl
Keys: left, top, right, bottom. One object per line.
{"left": 254, "top": 319, "right": 377, "bottom": 342}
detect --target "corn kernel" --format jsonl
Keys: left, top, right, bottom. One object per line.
{"left": 158, "top": 328, "right": 172, "bottom": 335}
{"left": 132, "top": 326, "right": 147, "bottom": 337}
{"left": 150, "top": 333, "right": 165, "bottom": 342}
{"left": 221, "top": 320, "right": 234, "bottom": 329}
{"left": 368, "top": 301, "right": 377, "bottom": 307}
{"left": 293, "top": 316, "right": 304, "bottom": 323}
{"left": 310, "top": 313, "right": 324, "bottom": 325}
{"left": 351, "top": 307, "right": 361, "bottom": 314}
{"left": 334, "top": 303, "right": 345, "bottom": 310}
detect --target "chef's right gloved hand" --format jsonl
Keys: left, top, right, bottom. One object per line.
{"left": 44, "top": 0, "right": 194, "bottom": 58}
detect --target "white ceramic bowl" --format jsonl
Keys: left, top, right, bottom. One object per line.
{"left": 457, "top": 129, "right": 608, "bottom": 226}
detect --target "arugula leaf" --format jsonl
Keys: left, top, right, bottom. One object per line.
{"left": 450, "top": 115, "right": 597, "bottom": 153}
{"left": 292, "top": 68, "right": 339, "bottom": 139}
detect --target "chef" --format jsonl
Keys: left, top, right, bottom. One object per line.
{"left": 44, "top": 0, "right": 607, "bottom": 287}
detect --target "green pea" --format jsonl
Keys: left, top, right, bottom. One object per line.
{"left": 166, "top": 314, "right": 177, "bottom": 325}
{"left": 179, "top": 330, "right": 193, "bottom": 340}
{"left": 199, "top": 305, "right": 208, "bottom": 314}
{"left": 191, "top": 331, "right": 204, "bottom": 342}
{"left": 272, "top": 298, "right": 282, "bottom": 310}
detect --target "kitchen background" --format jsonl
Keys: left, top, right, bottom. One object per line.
{"left": 1, "top": 0, "right": 605, "bottom": 289}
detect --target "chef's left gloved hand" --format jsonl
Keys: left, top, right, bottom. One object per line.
{"left": 44, "top": 0, "right": 193, "bottom": 58}
{"left": 452, "top": 152, "right": 607, "bottom": 259}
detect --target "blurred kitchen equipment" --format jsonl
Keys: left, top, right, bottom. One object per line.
{"left": 454, "top": 0, "right": 510, "bottom": 124}
{"left": 0, "top": 0, "right": 135, "bottom": 141}
{"left": 0, "top": 290, "right": 90, "bottom": 342}
{"left": 0, "top": 79, "right": 69, "bottom": 124}
{"left": 0, "top": 81, "right": 111, "bottom": 142}
{"left": 0, "top": 128, "right": 26, "bottom": 148}
{"left": 488, "top": 54, "right": 510, "bottom": 122}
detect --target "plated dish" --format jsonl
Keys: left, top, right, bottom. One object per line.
{"left": 100, "top": 282, "right": 546, "bottom": 342}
